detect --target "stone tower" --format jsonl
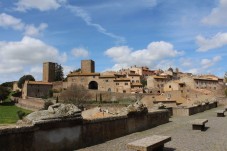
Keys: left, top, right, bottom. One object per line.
{"left": 43, "top": 62, "right": 56, "bottom": 82}
{"left": 81, "top": 60, "right": 95, "bottom": 73}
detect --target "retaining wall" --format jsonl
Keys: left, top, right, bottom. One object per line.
{"left": 0, "top": 110, "right": 169, "bottom": 151}
{"left": 172, "top": 101, "right": 217, "bottom": 116}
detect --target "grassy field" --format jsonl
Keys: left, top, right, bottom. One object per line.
{"left": 0, "top": 102, "right": 32, "bottom": 124}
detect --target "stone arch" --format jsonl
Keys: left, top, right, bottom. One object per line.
{"left": 88, "top": 81, "right": 98, "bottom": 90}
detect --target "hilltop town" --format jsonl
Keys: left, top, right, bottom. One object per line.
{"left": 11, "top": 59, "right": 225, "bottom": 113}
{"left": 1, "top": 59, "right": 227, "bottom": 151}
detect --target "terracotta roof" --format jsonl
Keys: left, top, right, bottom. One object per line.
{"left": 153, "top": 76, "right": 167, "bottom": 79}
{"left": 68, "top": 72, "right": 100, "bottom": 77}
{"left": 131, "top": 83, "right": 143, "bottom": 86}
{"left": 193, "top": 78, "right": 218, "bottom": 81}
{"left": 114, "top": 78, "right": 130, "bottom": 81}
{"left": 128, "top": 73, "right": 140, "bottom": 76}
{"left": 99, "top": 75, "right": 116, "bottom": 78}
{"left": 28, "top": 81, "right": 52, "bottom": 85}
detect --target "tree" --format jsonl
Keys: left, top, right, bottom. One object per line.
{"left": 18, "top": 75, "right": 35, "bottom": 89}
{"left": 55, "top": 64, "right": 64, "bottom": 81}
{"left": 1, "top": 81, "right": 13, "bottom": 89}
{"left": 60, "top": 84, "right": 91, "bottom": 106}
{"left": 0, "top": 86, "right": 10, "bottom": 101}
{"left": 74, "top": 68, "right": 81, "bottom": 72}
{"left": 224, "top": 72, "right": 227, "bottom": 83}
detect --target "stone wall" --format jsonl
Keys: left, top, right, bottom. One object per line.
{"left": 172, "top": 101, "right": 217, "bottom": 116}
{"left": 16, "top": 98, "right": 45, "bottom": 111}
{"left": 0, "top": 110, "right": 169, "bottom": 151}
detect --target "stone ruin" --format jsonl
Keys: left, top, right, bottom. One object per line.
{"left": 21, "top": 103, "right": 81, "bottom": 124}
{"left": 119, "top": 100, "right": 148, "bottom": 116}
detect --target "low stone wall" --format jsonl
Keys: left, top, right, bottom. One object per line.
{"left": 172, "top": 101, "right": 217, "bottom": 116}
{"left": 0, "top": 110, "right": 169, "bottom": 151}
{"left": 16, "top": 98, "right": 45, "bottom": 111}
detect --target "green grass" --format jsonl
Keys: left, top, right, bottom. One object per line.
{"left": 0, "top": 102, "right": 32, "bottom": 124}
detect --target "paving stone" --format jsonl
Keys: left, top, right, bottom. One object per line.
{"left": 77, "top": 107, "right": 227, "bottom": 151}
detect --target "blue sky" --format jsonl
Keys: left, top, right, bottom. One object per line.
{"left": 0, "top": 0, "right": 227, "bottom": 83}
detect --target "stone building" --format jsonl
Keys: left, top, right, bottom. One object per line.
{"left": 13, "top": 81, "right": 21, "bottom": 91}
{"left": 147, "top": 75, "right": 170, "bottom": 94}
{"left": 81, "top": 60, "right": 95, "bottom": 73}
{"left": 22, "top": 81, "right": 53, "bottom": 99}
{"left": 179, "top": 75, "right": 224, "bottom": 91}
{"left": 66, "top": 60, "right": 143, "bottom": 93}
{"left": 163, "top": 80, "right": 187, "bottom": 97}
{"left": 119, "top": 66, "right": 155, "bottom": 76}
{"left": 43, "top": 62, "right": 56, "bottom": 82}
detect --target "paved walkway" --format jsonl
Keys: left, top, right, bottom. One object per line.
{"left": 78, "top": 107, "right": 227, "bottom": 151}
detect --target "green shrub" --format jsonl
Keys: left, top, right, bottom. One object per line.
{"left": 44, "top": 100, "right": 54, "bottom": 110}
{"left": 17, "top": 110, "right": 26, "bottom": 119}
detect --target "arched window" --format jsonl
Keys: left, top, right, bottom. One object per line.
{"left": 88, "top": 81, "right": 98, "bottom": 90}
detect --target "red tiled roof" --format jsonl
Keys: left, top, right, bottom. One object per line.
{"left": 68, "top": 72, "right": 100, "bottom": 77}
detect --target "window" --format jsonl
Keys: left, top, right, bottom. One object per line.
{"left": 93, "top": 76, "right": 95, "bottom": 78}
{"left": 169, "top": 85, "right": 171, "bottom": 88}
{"left": 108, "top": 88, "right": 111, "bottom": 92}
{"left": 181, "top": 90, "right": 183, "bottom": 93}
{"left": 125, "top": 83, "right": 128, "bottom": 85}
{"left": 132, "top": 80, "right": 135, "bottom": 83}
{"left": 105, "top": 80, "right": 108, "bottom": 82}
{"left": 123, "top": 90, "right": 126, "bottom": 93}
{"left": 214, "top": 87, "right": 216, "bottom": 90}
{"left": 116, "top": 83, "right": 119, "bottom": 85}
{"left": 136, "top": 80, "right": 139, "bottom": 83}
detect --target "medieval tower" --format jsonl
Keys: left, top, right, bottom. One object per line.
{"left": 43, "top": 62, "right": 56, "bottom": 82}
{"left": 81, "top": 60, "right": 95, "bottom": 73}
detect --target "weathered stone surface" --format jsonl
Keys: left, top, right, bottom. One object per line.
{"left": 24, "top": 103, "right": 81, "bottom": 123}
{"left": 127, "top": 135, "right": 171, "bottom": 151}
{"left": 125, "top": 101, "right": 148, "bottom": 116}
{"left": 153, "top": 102, "right": 166, "bottom": 109}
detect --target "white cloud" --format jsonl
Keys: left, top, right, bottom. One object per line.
{"left": 24, "top": 23, "right": 48, "bottom": 36}
{"left": 71, "top": 47, "right": 89, "bottom": 58}
{"left": 0, "top": 36, "right": 67, "bottom": 78}
{"left": 186, "top": 68, "right": 199, "bottom": 74}
{"left": 0, "top": 13, "right": 24, "bottom": 30}
{"left": 67, "top": 5, "right": 126, "bottom": 44}
{"left": 180, "top": 58, "right": 193, "bottom": 67}
{"left": 105, "top": 41, "right": 183, "bottom": 69}
{"left": 0, "top": 13, "right": 47, "bottom": 37}
{"left": 196, "top": 32, "right": 227, "bottom": 52}
{"left": 62, "top": 65, "right": 75, "bottom": 77}
{"left": 104, "top": 63, "right": 129, "bottom": 72}
{"left": 202, "top": 0, "right": 227, "bottom": 25}
{"left": 15, "top": 0, "right": 66, "bottom": 11}
{"left": 201, "top": 56, "right": 221, "bottom": 69}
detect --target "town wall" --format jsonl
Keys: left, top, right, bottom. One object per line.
{"left": 0, "top": 110, "right": 169, "bottom": 151}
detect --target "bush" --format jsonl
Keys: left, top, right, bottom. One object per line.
{"left": 44, "top": 100, "right": 54, "bottom": 110}
{"left": 0, "top": 86, "right": 10, "bottom": 101}
{"left": 17, "top": 110, "right": 26, "bottom": 119}
{"left": 48, "top": 89, "right": 53, "bottom": 98}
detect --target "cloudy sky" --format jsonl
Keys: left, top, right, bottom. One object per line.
{"left": 0, "top": 0, "right": 227, "bottom": 83}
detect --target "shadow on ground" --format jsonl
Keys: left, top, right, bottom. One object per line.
{"left": 164, "top": 147, "right": 176, "bottom": 151}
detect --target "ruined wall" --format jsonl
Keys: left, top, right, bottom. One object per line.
{"left": 0, "top": 110, "right": 169, "bottom": 151}
{"left": 172, "top": 101, "right": 217, "bottom": 116}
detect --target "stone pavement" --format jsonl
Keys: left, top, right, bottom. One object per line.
{"left": 77, "top": 106, "right": 227, "bottom": 151}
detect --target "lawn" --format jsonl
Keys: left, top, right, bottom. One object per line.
{"left": 0, "top": 102, "right": 32, "bottom": 124}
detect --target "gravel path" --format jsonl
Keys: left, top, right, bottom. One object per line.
{"left": 77, "top": 107, "right": 227, "bottom": 151}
